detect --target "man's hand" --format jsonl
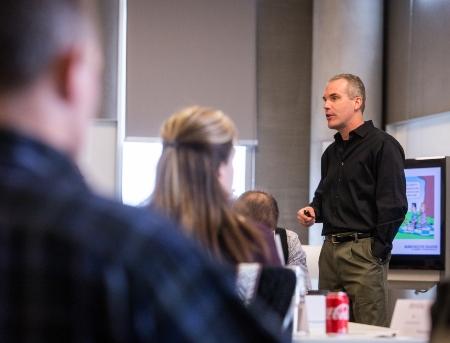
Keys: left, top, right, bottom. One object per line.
{"left": 297, "top": 206, "right": 316, "bottom": 227}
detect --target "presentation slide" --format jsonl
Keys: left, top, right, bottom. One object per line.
{"left": 392, "top": 167, "right": 441, "bottom": 255}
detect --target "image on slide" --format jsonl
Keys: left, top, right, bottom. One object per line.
{"left": 397, "top": 176, "right": 435, "bottom": 239}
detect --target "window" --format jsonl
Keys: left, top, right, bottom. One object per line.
{"left": 122, "top": 142, "right": 250, "bottom": 206}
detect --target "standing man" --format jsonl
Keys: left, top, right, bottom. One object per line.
{"left": 297, "top": 74, "right": 407, "bottom": 327}
{"left": 0, "top": 0, "right": 284, "bottom": 341}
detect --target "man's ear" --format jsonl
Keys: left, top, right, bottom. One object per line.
{"left": 353, "top": 96, "right": 363, "bottom": 112}
{"left": 54, "top": 44, "right": 83, "bottom": 102}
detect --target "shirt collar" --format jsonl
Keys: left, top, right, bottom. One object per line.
{"left": 334, "top": 120, "right": 374, "bottom": 142}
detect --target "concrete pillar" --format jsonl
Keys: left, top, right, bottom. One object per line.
{"left": 308, "top": 0, "right": 384, "bottom": 244}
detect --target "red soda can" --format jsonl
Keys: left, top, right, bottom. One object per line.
{"left": 326, "top": 292, "right": 349, "bottom": 335}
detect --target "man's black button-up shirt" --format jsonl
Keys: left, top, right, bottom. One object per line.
{"left": 310, "top": 120, "right": 408, "bottom": 260}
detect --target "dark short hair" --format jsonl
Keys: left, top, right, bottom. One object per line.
{"left": 233, "top": 190, "right": 279, "bottom": 230}
{"left": 328, "top": 73, "right": 366, "bottom": 113}
{"left": 0, "top": 0, "right": 91, "bottom": 92}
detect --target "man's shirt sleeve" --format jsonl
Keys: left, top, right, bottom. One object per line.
{"left": 372, "top": 138, "right": 408, "bottom": 261}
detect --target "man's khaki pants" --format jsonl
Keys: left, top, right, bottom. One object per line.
{"left": 318, "top": 237, "right": 390, "bottom": 327}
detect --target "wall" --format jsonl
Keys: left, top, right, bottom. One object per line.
{"left": 256, "top": 0, "right": 313, "bottom": 245}
{"left": 387, "top": 112, "right": 450, "bottom": 159}
{"left": 384, "top": 0, "right": 450, "bottom": 124}
{"left": 78, "top": 120, "right": 118, "bottom": 199}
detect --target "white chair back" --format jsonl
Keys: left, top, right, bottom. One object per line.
{"left": 301, "top": 245, "right": 322, "bottom": 289}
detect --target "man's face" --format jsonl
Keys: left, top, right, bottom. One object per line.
{"left": 322, "top": 79, "right": 357, "bottom": 132}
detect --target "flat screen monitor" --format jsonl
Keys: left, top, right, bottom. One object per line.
{"left": 390, "top": 157, "right": 446, "bottom": 270}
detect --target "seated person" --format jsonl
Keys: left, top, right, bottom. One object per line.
{"left": 148, "top": 106, "right": 281, "bottom": 266}
{"left": 233, "top": 190, "right": 312, "bottom": 290}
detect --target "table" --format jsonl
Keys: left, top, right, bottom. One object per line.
{"left": 292, "top": 322, "right": 427, "bottom": 342}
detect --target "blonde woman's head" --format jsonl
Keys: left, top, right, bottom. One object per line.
{"left": 152, "top": 106, "right": 236, "bottom": 232}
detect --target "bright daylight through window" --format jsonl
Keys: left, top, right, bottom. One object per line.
{"left": 122, "top": 143, "right": 248, "bottom": 206}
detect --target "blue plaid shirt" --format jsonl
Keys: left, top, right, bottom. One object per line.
{"left": 0, "top": 130, "right": 285, "bottom": 342}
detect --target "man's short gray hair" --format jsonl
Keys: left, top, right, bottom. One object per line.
{"left": 328, "top": 73, "right": 366, "bottom": 113}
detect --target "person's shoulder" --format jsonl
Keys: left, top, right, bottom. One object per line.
{"left": 322, "top": 140, "right": 336, "bottom": 155}
{"left": 369, "top": 123, "right": 399, "bottom": 142}
{"left": 70, "top": 189, "right": 196, "bottom": 254}
{"left": 368, "top": 124, "right": 403, "bottom": 150}
{"left": 85, "top": 195, "right": 220, "bottom": 275}
{"left": 285, "top": 229, "right": 299, "bottom": 239}
{"left": 88, "top": 194, "right": 181, "bottom": 239}
{"left": 284, "top": 229, "right": 304, "bottom": 245}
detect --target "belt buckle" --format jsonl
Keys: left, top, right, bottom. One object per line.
{"left": 331, "top": 234, "right": 341, "bottom": 244}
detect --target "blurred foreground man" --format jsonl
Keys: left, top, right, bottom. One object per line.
{"left": 0, "top": 0, "right": 284, "bottom": 341}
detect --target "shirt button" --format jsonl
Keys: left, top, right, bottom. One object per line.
{"left": 341, "top": 162, "right": 344, "bottom": 165}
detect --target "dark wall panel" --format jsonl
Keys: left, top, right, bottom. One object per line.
{"left": 409, "top": 0, "right": 450, "bottom": 118}
{"left": 384, "top": 0, "right": 410, "bottom": 124}
{"left": 256, "top": 0, "right": 313, "bottom": 244}
{"left": 385, "top": 0, "right": 450, "bottom": 123}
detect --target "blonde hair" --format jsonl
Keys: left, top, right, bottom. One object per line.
{"left": 150, "top": 106, "right": 269, "bottom": 264}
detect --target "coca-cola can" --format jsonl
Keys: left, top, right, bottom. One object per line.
{"left": 326, "top": 292, "right": 349, "bottom": 335}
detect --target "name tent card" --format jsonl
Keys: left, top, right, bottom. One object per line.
{"left": 305, "top": 294, "right": 326, "bottom": 327}
{"left": 390, "top": 299, "right": 433, "bottom": 339}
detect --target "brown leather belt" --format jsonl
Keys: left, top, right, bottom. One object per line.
{"left": 324, "top": 232, "right": 373, "bottom": 244}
